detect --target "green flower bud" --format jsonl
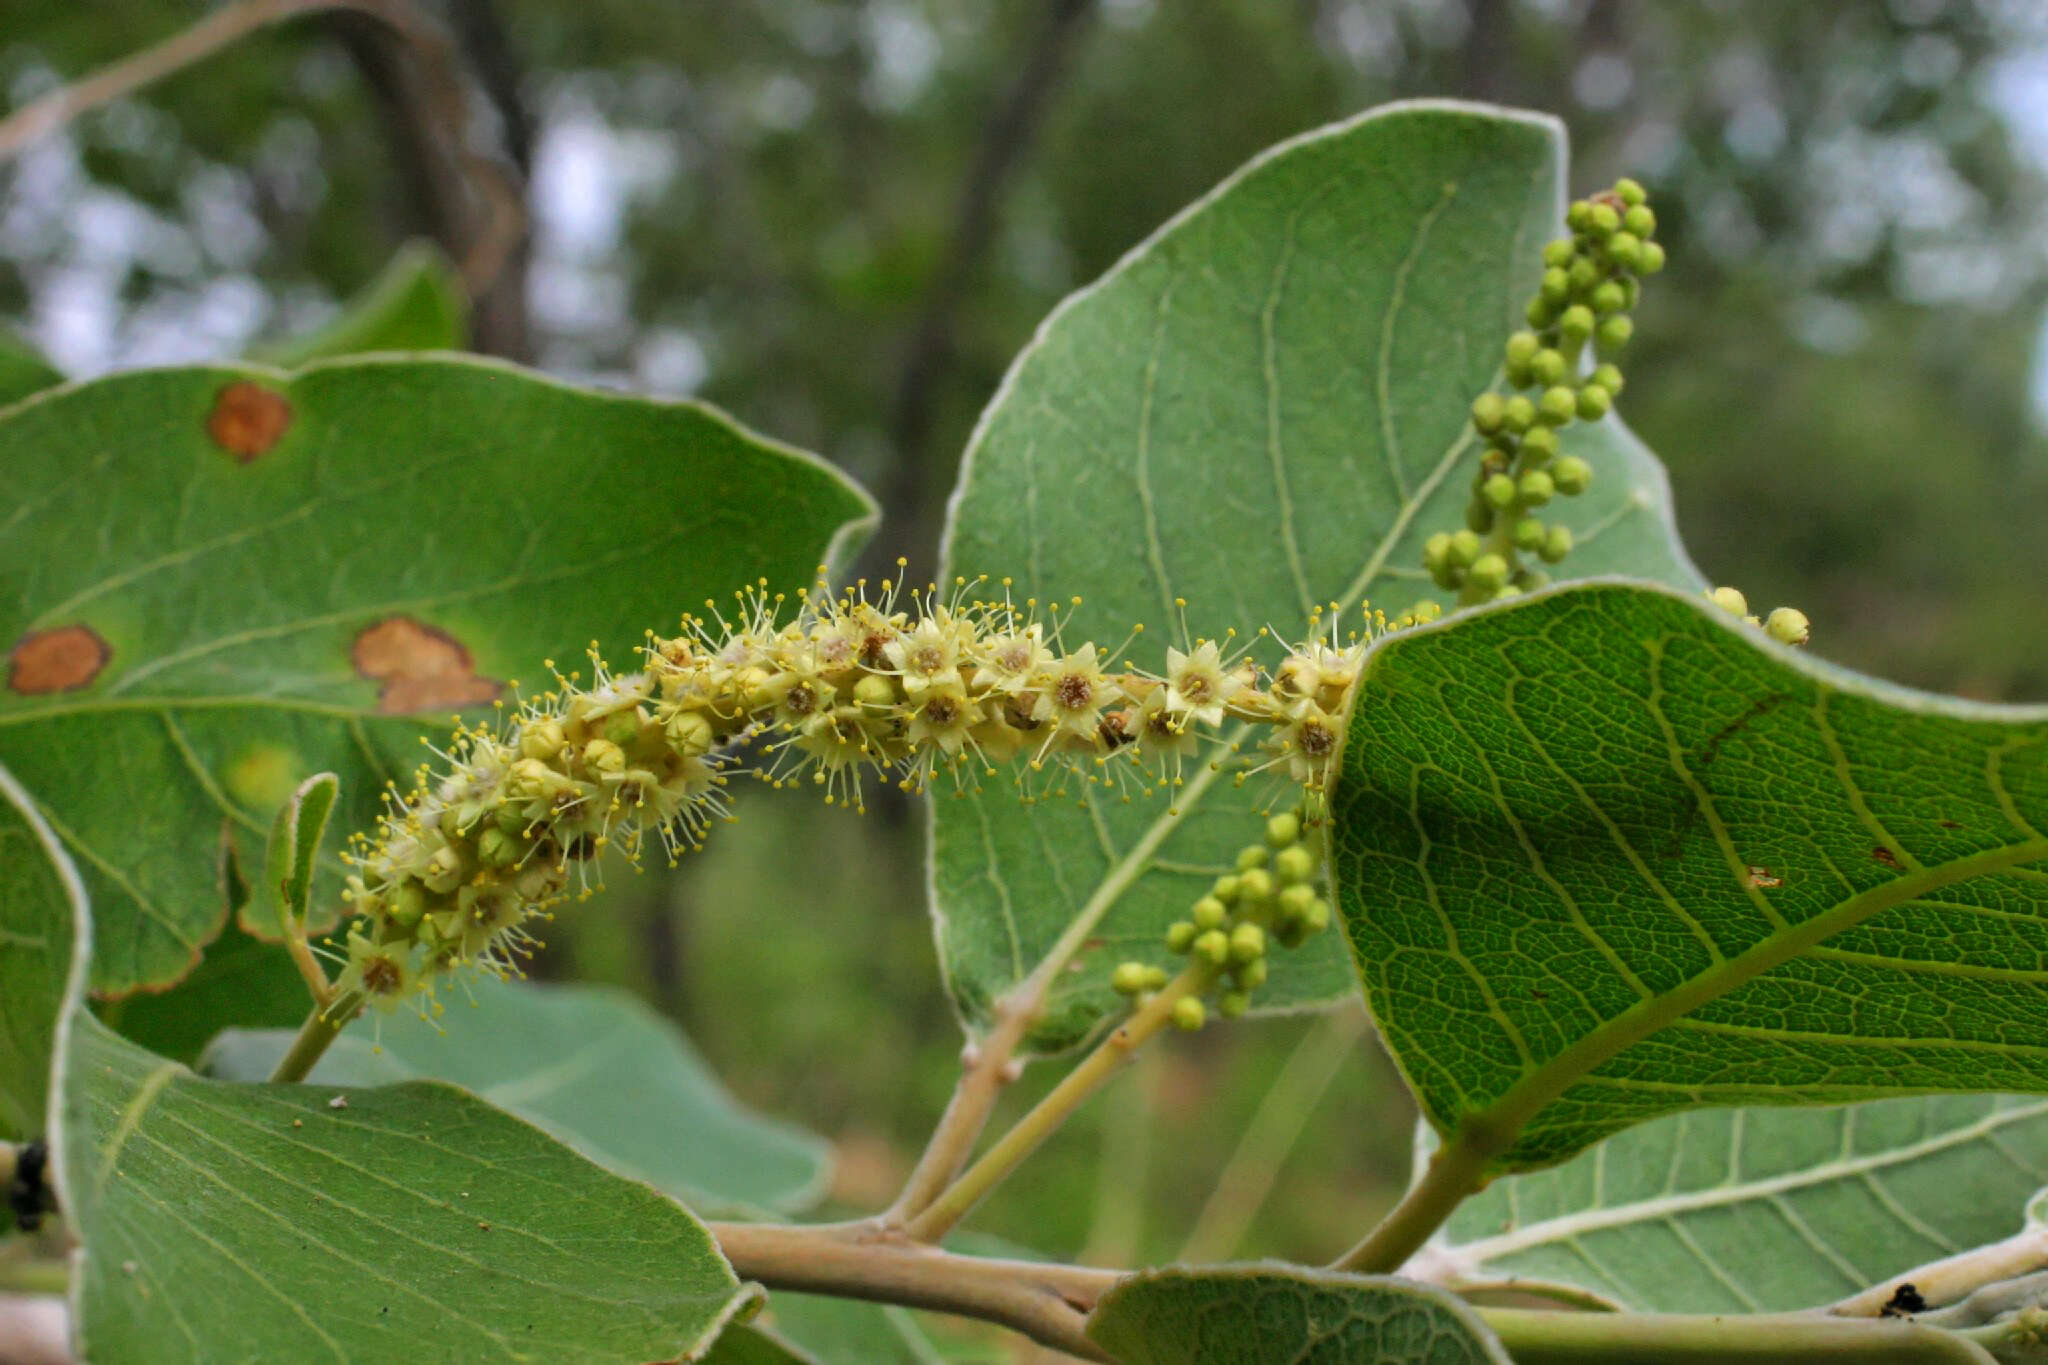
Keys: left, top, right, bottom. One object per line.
{"left": 1765, "top": 606, "right": 1811, "bottom": 646}
{"left": 1518, "top": 468, "right": 1555, "bottom": 506}
{"left": 1551, "top": 456, "right": 1593, "bottom": 496}
{"left": 1494, "top": 584, "right": 1524, "bottom": 601}
{"left": 1236, "top": 844, "right": 1271, "bottom": 872}
{"left": 1619, "top": 277, "right": 1641, "bottom": 310}
{"left": 1537, "top": 386, "right": 1577, "bottom": 427}
{"left": 1234, "top": 957, "right": 1269, "bottom": 990}
{"left": 1576, "top": 383, "right": 1612, "bottom": 421}
{"left": 1605, "top": 233, "right": 1642, "bottom": 272}
{"left": 1530, "top": 348, "right": 1567, "bottom": 386}
{"left": 1166, "top": 920, "right": 1198, "bottom": 953}
{"left": 1505, "top": 329, "right": 1542, "bottom": 365}
{"left": 1277, "top": 883, "right": 1317, "bottom": 925}
{"left": 1540, "top": 267, "right": 1570, "bottom": 303}
{"left": 1587, "top": 202, "right": 1620, "bottom": 237}
{"left": 1468, "top": 553, "right": 1510, "bottom": 592}
{"left": 1539, "top": 525, "right": 1574, "bottom": 564}
{"left": 1559, "top": 304, "right": 1595, "bottom": 345}
{"left": 1708, "top": 585, "right": 1749, "bottom": 617}
{"left": 1502, "top": 395, "right": 1537, "bottom": 434}
{"left": 1172, "top": 996, "right": 1207, "bottom": 1032}
{"left": 1194, "top": 929, "right": 1231, "bottom": 966}
{"left": 387, "top": 881, "right": 428, "bottom": 929}
{"left": 1423, "top": 531, "right": 1454, "bottom": 572}
{"left": 477, "top": 825, "right": 522, "bottom": 869}
{"left": 1541, "top": 238, "right": 1576, "bottom": 268}
{"left": 1237, "top": 867, "right": 1276, "bottom": 904}
{"left": 1430, "top": 561, "right": 1462, "bottom": 591}
{"left": 1211, "top": 874, "right": 1241, "bottom": 904}
{"left": 423, "top": 844, "right": 466, "bottom": 894}
{"left": 1614, "top": 177, "right": 1647, "bottom": 206}
{"left": 1219, "top": 990, "right": 1252, "bottom": 1019}
{"left": 1567, "top": 200, "right": 1594, "bottom": 232}
{"left": 1274, "top": 844, "right": 1315, "bottom": 885}
{"left": 1471, "top": 392, "right": 1506, "bottom": 434}
{"left": 1143, "top": 965, "right": 1169, "bottom": 990}
{"left": 1229, "top": 922, "right": 1266, "bottom": 964}
{"left": 583, "top": 738, "right": 626, "bottom": 775}
{"left": 604, "top": 713, "right": 640, "bottom": 749}
{"left": 1637, "top": 241, "right": 1666, "bottom": 274}
{"left": 1301, "top": 896, "right": 1331, "bottom": 935}
{"left": 1192, "top": 896, "right": 1229, "bottom": 931}
{"left": 1595, "top": 315, "right": 1634, "bottom": 357}
{"left": 1111, "top": 961, "right": 1150, "bottom": 995}
{"left": 1513, "top": 517, "right": 1546, "bottom": 552}
{"left": 1591, "top": 363, "right": 1624, "bottom": 395}
{"left": 1591, "top": 280, "right": 1628, "bottom": 315}
{"left": 1567, "top": 258, "right": 1601, "bottom": 295}
{"left": 1526, "top": 296, "right": 1558, "bottom": 329}
{"left": 1447, "top": 530, "right": 1483, "bottom": 567}
{"left": 1265, "top": 812, "right": 1301, "bottom": 847}
{"left": 1505, "top": 359, "right": 1534, "bottom": 390}
{"left": 1520, "top": 425, "right": 1558, "bottom": 463}
{"left": 1465, "top": 500, "right": 1496, "bottom": 534}
{"left": 1513, "top": 567, "right": 1550, "bottom": 591}
{"left": 1623, "top": 204, "right": 1656, "bottom": 237}
{"left": 1482, "top": 473, "right": 1518, "bottom": 510}
{"left": 521, "top": 717, "right": 567, "bottom": 760}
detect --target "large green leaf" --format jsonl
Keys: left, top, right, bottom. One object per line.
{"left": 0, "top": 760, "right": 88, "bottom": 1137}
{"left": 935, "top": 101, "right": 1700, "bottom": 1053}
{"left": 0, "top": 356, "right": 875, "bottom": 995}
{"left": 202, "top": 976, "right": 834, "bottom": 1217}
{"left": 56, "top": 1013, "right": 759, "bottom": 1364}
{"left": 1086, "top": 1265, "right": 1511, "bottom": 1364}
{"left": 255, "top": 242, "right": 469, "bottom": 366}
{"left": 1444, "top": 1094, "right": 2048, "bottom": 1312}
{"left": 1332, "top": 582, "right": 2048, "bottom": 1173}
{"left": 0, "top": 325, "right": 64, "bottom": 408}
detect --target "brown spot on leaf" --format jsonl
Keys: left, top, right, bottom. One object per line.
{"left": 1872, "top": 846, "right": 1901, "bottom": 868}
{"left": 351, "top": 617, "right": 500, "bottom": 714}
{"left": 8, "top": 624, "right": 110, "bottom": 693}
{"left": 1747, "top": 866, "right": 1782, "bottom": 890}
{"left": 1940, "top": 819, "right": 1963, "bottom": 830}
{"left": 207, "top": 381, "right": 293, "bottom": 461}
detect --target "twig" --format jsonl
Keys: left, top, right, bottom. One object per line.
{"left": 1481, "top": 1306, "right": 1995, "bottom": 1365}
{"left": 1179, "top": 1004, "right": 1367, "bottom": 1263}
{"left": 709, "top": 1220, "right": 1119, "bottom": 1361}
{"left": 1824, "top": 1226, "right": 2048, "bottom": 1318}
{"left": 267, "top": 1003, "right": 353, "bottom": 1084}
{"left": 1329, "top": 1122, "right": 1499, "bottom": 1275}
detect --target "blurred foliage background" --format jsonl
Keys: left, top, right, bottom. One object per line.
{"left": 8, "top": 0, "right": 2048, "bottom": 1339}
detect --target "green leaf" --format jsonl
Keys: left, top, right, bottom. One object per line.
{"left": 935, "top": 101, "right": 1700, "bottom": 1053}
{"left": 702, "top": 1322, "right": 821, "bottom": 1364}
{"left": 0, "top": 760, "right": 88, "bottom": 1137}
{"left": 1445, "top": 1094, "right": 2048, "bottom": 1312}
{"left": 0, "top": 325, "right": 64, "bottom": 408}
{"left": 108, "top": 914, "right": 309, "bottom": 1067}
{"left": 202, "top": 975, "right": 835, "bottom": 1217}
{"left": 1086, "top": 1265, "right": 1511, "bottom": 1364}
{"left": 1331, "top": 582, "right": 2048, "bottom": 1173}
{"left": 263, "top": 771, "right": 337, "bottom": 932}
{"left": 255, "top": 242, "right": 469, "bottom": 366}
{"left": 57, "top": 1013, "right": 760, "bottom": 1364}
{"left": 0, "top": 356, "right": 876, "bottom": 995}
{"left": 763, "top": 1292, "right": 995, "bottom": 1363}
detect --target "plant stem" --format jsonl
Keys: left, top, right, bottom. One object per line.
{"left": 1823, "top": 1226, "right": 2048, "bottom": 1318}
{"left": 1330, "top": 1124, "right": 1497, "bottom": 1274}
{"left": 905, "top": 964, "right": 1214, "bottom": 1243}
{"left": 1482, "top": 1307, "right": 1996, "bottom": 1365}
{"left": 267, "top": 1003, "right": 353, "bottom": 1084}
{"left": 709, "top": 1220, "right": 1119, "bottom": 1361}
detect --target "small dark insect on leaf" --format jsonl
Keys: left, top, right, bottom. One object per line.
{"left": 8, "top": 1138, "right": 54, "bottom": 1232}
{"left": 1939, "top": 819, "right": 1963, "bottom": 829}
{"left": 1881, "top": 1282, "right": 1928, "bottom": 1317}
{"left": 1871, "top": 846, "right": 1901, "bottom": 868}
{"left": 1529, "top": 987, "right": 1549, "bottom": 1001}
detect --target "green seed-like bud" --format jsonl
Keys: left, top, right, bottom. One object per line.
{"left": 1542, "top": 238, "right": 1576, "bottom": 268}
{"left": 1229, "top": 922, "right": 1266, "bottom": 964}
{"left": 1526, "top": 296, "right": 1558, "bottom": 328}
{"left": 1470, "top": 392, "right": 1506, "bottom": 434}
{"left": 1219, "top": 990, "right": 1252, "bottom": 1019}
{"left": 1237, "top": 867, "right": 1276, "bottom": 903}
{"left": 1301, "top": 896, "right": 1331, "bottom": 935}
{"left": 1172, "top": 996, "right": 1207, "bottom": 1032}
{"left": 1194, "top": 929, "right": 1231, "bottom": 966}
{"left": 1551, "top": 456, "right": 1593, "bottom": 496}
{"left": 1708, "top": 586, "right": 1750, "bottom": 617}
{"left": 1615, "top": 177, "right": 1647, "bottom": 206}
{"left": 1567, "top": 258, "right": 1601, "bottom": 295}
{"left": 1502, "top": 395, "right": 1537, "bottom": 434}
{"left": 1540, "top": 267, "right": 1570, "bottom": 303}
{"left": 1468, "top": 553, "right": 1510, "bottom": 592}
{"left": 583, "top": 738, "right": 627, "bottom": 774}
{"left": 1591, "top": 363, "right": 1624, "bottom": 395}
{"left": 1236, "top": 844, "right": 1271, "bottom": 872}
{"left": 521, "top": 717, "right": 567, "bottom": 760}
{"left": 1111, "top": 961, "right": 1150, "bottom": 995}
{"left": 1518, "top": 469, "right": 1556, "bottom": 506}
{"left": 1277, "top": 883, "right": 1317, "bottom": 925}
{"left": 1166, "top": 921, "right": 1198, "bottom": 953}
{"left": 1591, "top": 280, "right": 1628, "bottom": 315}
{"left": 1423, "top": 531, "right": 1454, "bottom": 572}
{"left": 1265, "top": 812, "right": 1301, "bottom": 847}
{"left": 1514, "top": 567, "right": 1550, "bottom": 591}
{"left": 1623, "top": 204, "right": 1655, "bottom": 237}
{"left": 1483, "top": 473, "right": 1518, "bottom": 510}
{"left": 1605, "top": 232, "right": 1642, "bottom": 271}
{"left": 1619, "top": 277, "right": 1641, "bottom": 309}
{"left": 1192, "top": 896, "right": 1229, "bottom": 931}
{"left": 1576, "top": 384, "right": 1612, "bottom": 420}
{"left": 1537, "top": 386, "right": 1577, "bottom": 427}
{"left": 1505, "top": 359, "right": 1534, "bottom": 390}
{"left": 1530, "top": 348, "right": 1567, "bottom": 386}
{"left": 1559, "top": 305, "right": 1595, "bottom": 344}
{"left": 1466, "top": 500, "right": 1496, "bottom": 535}
{"left": 1637, "top": 241, "right": 1666, "bottom": 274}
{"left": 1447, "top": 530, "right": 1483, "bottom": 567}
{"left": 1765, "top": 607, "right": 1811, "bottom": 646}
{"left": 1520, "top": 425, "right": 1558, "bottom": 463}
{"left": 604, "top": 714, "right": 640, "bottom": 749}
{"left": 1504, "top": 330, "right": 1541, "bottom": 367}
{"left": 1540, "top": 524, "right": 1574, "bottom": 563}
{"left": 1211, "top": 874, "right": 1241, "bottom": 904}
{"left": 1595, "top": 315, "right": 1634, "bottom": 357}
{"left": 387, "top": 881, "right": 428, "bottom": 929}
{"left": 1494, "top": 585, "right": 1524, "bottom": 601}
{"left": 1587, "top": 202, "right": 1620, "bottom": 237}
{"left": 1567, "top": 199, "right": 1594, "bottom": 232}
{"left": 477, "top": 826, "right": 521, "bottom": 869}
{"left": 1430, "top": 561, "right": 1462, "bottom": 591}
{"left": 1275, "top": 844, "right": 1315, "bottom": 885}
{"left": 1143, "top": 965, "right": 1169, "bottom": 990}
{"left": 1513, "top": 517, "right": 1546, "bottom": 552}
{"left": 1235, "top": 956, "right": 1269, "bottom": 989}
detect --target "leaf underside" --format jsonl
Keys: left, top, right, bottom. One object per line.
{"left": 935, "top": 100, "right": 1701, "bottom": 1054}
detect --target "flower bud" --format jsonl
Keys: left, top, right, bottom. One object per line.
{"left": 476, "top": 826, "right": 522, "bottom": 869}
{"left": 521, "top": 717, "right": 567, "bottom": 760}
{"left": 1595, "top": 315, "right": 1633, "bottom": 356}
{"left": 1551, "top": 456, "right": 1593, "bottom": 495}
{"left": 1518, "top": 469, "right": 1556, "bottom": 507}
{"left": 1234, "top": 957, "right": 1269, "bottom": 989}
{"left": 1504, "top": 330, "right": 1541, "bottom": 367}
{"left": 1277, "top": 882, "right": 1316, "bottom": 923}
{"left": 1275, "top": 844, "right": 1315, "bottom": 885}
{"left": 1423, "top": 531, "right": 1453, "bottom": 573}
{"left": 1194, "top": 929, "right": 1231, "bottom": 966}
{"left": 1591, "top": 363, "right": 1624, "bottom": 395}
{"left": 1530, "top": 349, "right": 1567, "bottom": 387}
{"left": 1447, "top": 530, "right": 1483, "bottom": 567}
{"left": 387, "top": 881, "right": 428, "bottom": 929}
{"left": 1587, "top": 203, "right": 1620, "bottom": 237}
{"left": 1466, "top": 500, "right": 1496, "bottom": 535}
{"left": 1559, "top": 304, "right": 1595, "bottom": 346}
{"left": 1708, "top": 586, "right": 1749, "bottom": 617}
{"left": 1235, "top": 844, "right": 1271, "bottom": 872}
{"left": 1540, "top": 524, "right": 1574, "bottom": 564}
{"left": 1604, "top": 233, "right": 1642, "bottom": 272}
{"left": 1575, "top": 384, "right": 1612, "bottom": 421}
{"left": 1513, "top": 517, "right": 1546, "bottom": 552}
{"left": 1537, "top": 386, "right": 1577, "bottom": 427}
{"left": 1526, "top": 296, "right": 1558, "bottom": 328}
{"left": 1142, "top": 965, "right": 1169, "bottom": 990}
{"left": 1520, "top": 425, "right": 1558, "bottom": 464}
{"left": 1591, "top": 280, "right": 1628, "bottom": 315}
{"left": 1229, "top": 922, "right": 1266, "bottom": 964}
{"left": 1172, "top": 996, "right": 1207, "bottom": 1032}
{"left": 1482, "top": 473, "right": 1518, "bottom": 510}
{"left": 1468, "top": 554, "right": 1510, "bottom": 592}
{"left": 1265, "top": 812, "right": 1301, "bottom": 847}
{"left": 1211, "top": 874, "right": 1241, "bottom": 904}
{"left": 1637, "top": 241, "right": 1666, "bottom": 274}
{"left": 1614, "top": 177, "right": 1647, "bottom": 206}
{"left": 1301, "top": 896, "right": 1331, "bottom": 935}
{"left": 583, "top": 738, "right": 626, "bottom": 775}
{"left": 1514, "top": 567, "right": 1550, "bottom": 592}
{"left": 1236, "top": 867, "right": 1276, "bottom": 903}
{"left": 1623, "top": 204, "right": 1655, "bottom": 238}
{"left": 1765, "top": 607, "right": 1811, "bottom": 646}
{"left": 1165, "top": 921, "right": 1198, "bottom": 953}
{"left": 1219, "top": 990, "right": 1252, "bottom": 1019}
{"left": 1541, "top": 238, "right": 1575, "bottom": 268}
{"left": 1470, "top": 393, "right": 1506, "bottom": 434}
{"left": 1540, "top": 267, "right": 1570, "bottom": 303}
{"left": 665, "top": 708, "right": 714, "bottom": 756}
{"left": 1502, "top": 395, "right": 1537, "bottom": 434}
{"left": 1111, "top": 961, "right": 1150, "bottom": 995}
{"left": 1567, "top": 200, "right": 1594, "bottom": 232}
{"left": 1192, "top": 896, "right": 1229, "bottom": 931}
{"left": 1567, "top": 259, "right": 1601, "bottom": 296}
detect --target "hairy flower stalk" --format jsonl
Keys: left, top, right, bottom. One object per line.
{"left": 326, "top": 571, "right": 1437, "bottom": 1019}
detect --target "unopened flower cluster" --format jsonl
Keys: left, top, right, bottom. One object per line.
{"left": 1427, "top": 177, "right": 1664, "bottom": 605}
{"left": 330, "top": 576, "right": 1431, "bottom": 1017}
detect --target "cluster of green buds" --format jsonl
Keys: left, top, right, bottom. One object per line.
{"left": 1707, "top": 586, "right": 1811, "bottom": 646}
{"left": 329, "top": 572, "right": 1425, "bottom": 1020}
{"left": 1427, "top": 177, "right": 1664, "bottom": 605}
{"left": 1112, "top": 810, "right": 1331, "bottom": 1031}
